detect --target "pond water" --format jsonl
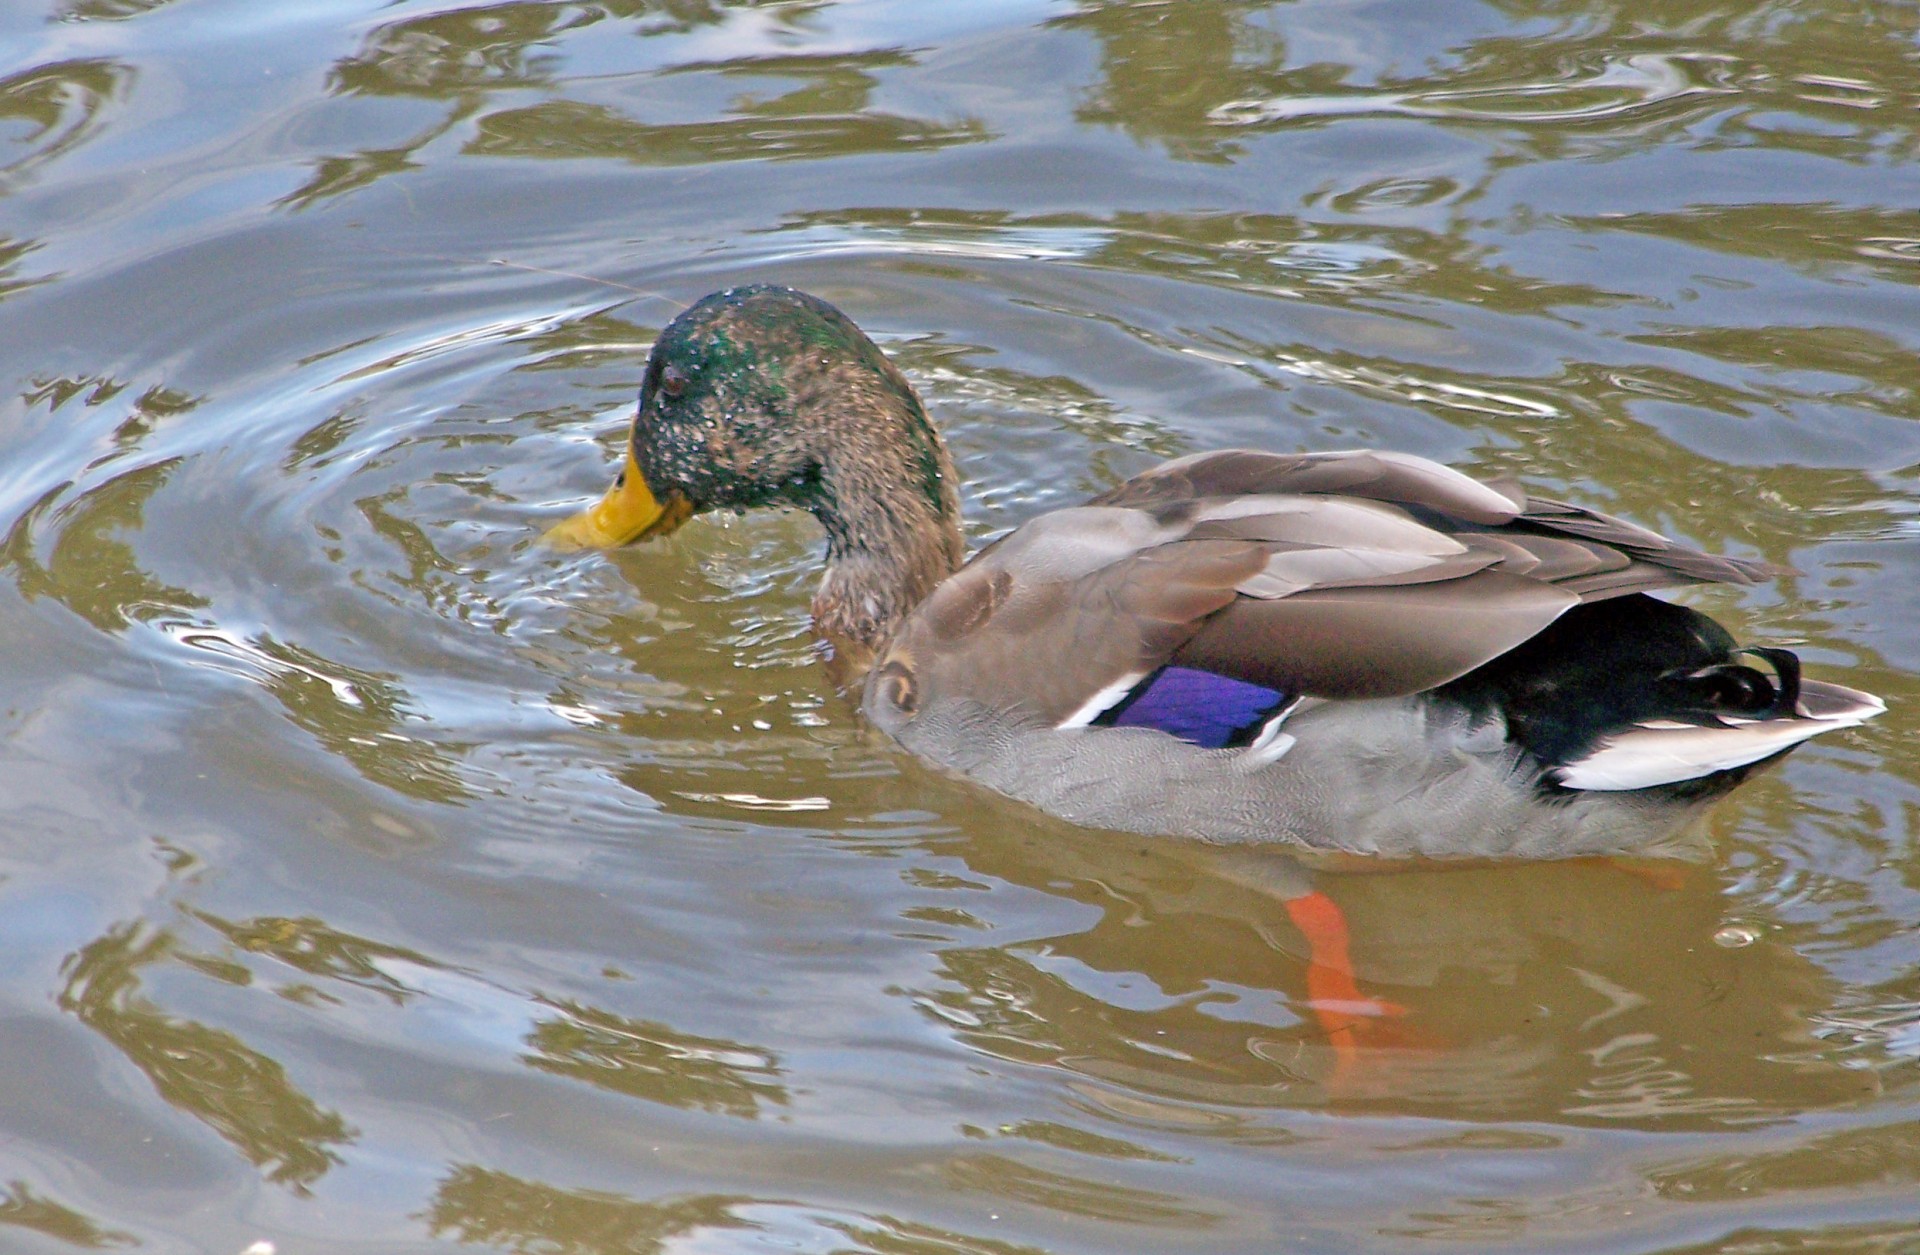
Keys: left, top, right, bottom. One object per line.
{"left": 0, "top": 0, "right": 1916, "bottom": 1251}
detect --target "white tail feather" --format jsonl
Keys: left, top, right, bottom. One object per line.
{"left": 1556, "top": 684, "right": 1883, "bottom": 792}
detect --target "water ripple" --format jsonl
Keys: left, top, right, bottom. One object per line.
{"left": 1211, "top": 53, "right": 1729, "bottom": 128}
{"left": 747, "top": 220, "right": 1115, "bottom": 266}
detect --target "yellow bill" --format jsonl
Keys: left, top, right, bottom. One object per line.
{"left": 542, "top": 446, "right": 693, "bottom": 550}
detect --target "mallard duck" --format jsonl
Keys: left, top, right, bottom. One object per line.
{"left": 548, "top": 285, "right": 1882, "bottom": 861}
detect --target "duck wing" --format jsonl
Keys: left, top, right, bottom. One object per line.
{"left": 868, "top": 450, "right": 1773, "bottom": 734}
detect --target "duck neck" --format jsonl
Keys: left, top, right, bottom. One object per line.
{"left": 805, "top": 381, "right": 965, "bottom": 671}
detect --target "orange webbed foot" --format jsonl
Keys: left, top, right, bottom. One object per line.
{"left": 1283, "top": 890, "right": 1445, "bottom": 1073}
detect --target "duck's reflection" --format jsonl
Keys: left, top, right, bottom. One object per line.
{"left": 898, "top": 781, "right": 1874, "bottom": 1124}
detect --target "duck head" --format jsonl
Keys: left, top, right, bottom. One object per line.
{"left": 546, "top": 285, "right": 965, "bottom": 658}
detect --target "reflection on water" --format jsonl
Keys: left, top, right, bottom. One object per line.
{"left": 0, "top": 0, "right": 1915, "bottom": 1249}
{"left": 525, "top": 997, "right": 788, "bottom": 1116}
{"left": 425, "top": 1171, "right": 759, "bottom": 1255}
{"left": 1057, "top": 0, "right": 1279, "bottom": 161}
{"left": 3, "top": 458, "right": 207, "bottom": 631}
{"left": 298, "top": 0, "right": 990, "bottom": 214}
{"left": 190, "top": 910, "right": 441, "bottom": 1006}
{"left": 911, "top": 816, "right": 1882, "bottom": 1127}
{"left": 426, "top": 1174, "right": 1072, "bottom": 1255}
{"left": 0, "top": 1180, "right": 137, "bottom": 1251}
{"left": 164, "top": 623, "right": 476, "bottom": 803}
{"left": 1209, "top": 52, "right": 1729, "bottom": 129}
{"left": 0, "top": 58, "right": 127, "bottom": 189}
{"left": 58, "top": 920, "right": 357, "bottom": 1192}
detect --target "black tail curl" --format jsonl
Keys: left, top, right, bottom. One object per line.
{"left": 1670, "top": 646, "right": 1803, "bottom": 724}
{"left": 1439, "top": 593, "right": 1806, "bottom": 773}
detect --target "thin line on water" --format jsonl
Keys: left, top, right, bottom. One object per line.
{"left": 362, "top": 243, "right": 690, "bottom": 311}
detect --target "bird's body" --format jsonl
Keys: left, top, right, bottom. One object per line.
{"left": 548, "top": 285, "right": 1882, "bottom": 860}
{"left": 870, "top": 688, "right": 1712, "bottom": 860}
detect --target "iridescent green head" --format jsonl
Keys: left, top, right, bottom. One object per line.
{"left": 547, "top": 285, "right": 957, "bottom": 561}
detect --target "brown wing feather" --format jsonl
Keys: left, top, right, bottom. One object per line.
{"left": 873, "top": 451, "right": 1778, "bottom": 725}
{"left": 1516, "top": 495, "right": 1779, "bottom": 587}
{"left": 1458, "top": 533, "right": 1631, "bottom": 582}
{"left": 1089, "top": 449, "right": 1526, "bottom": 523}
{"left": 1110, "top": 453, "right": 1775, "bottom": 592}
{"left": 885, "top": 514, "right": 1264, "bottom": 727}
{"left": 1174, "top": 569, "right": 1579, "bottom": 698}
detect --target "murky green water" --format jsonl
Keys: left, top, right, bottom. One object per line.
{"left": 0, "top": 1, "right": 1915, "bottom": 1251}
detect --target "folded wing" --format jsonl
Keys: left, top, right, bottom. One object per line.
{"left": 871, "top": 449, "right": 1783, "bottom": 735}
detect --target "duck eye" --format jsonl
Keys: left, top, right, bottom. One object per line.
{"left": 659, "top": 365, "right": 688, "bottom": 399}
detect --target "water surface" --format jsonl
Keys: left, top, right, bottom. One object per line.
{"left": 0, "top": 1, "right": 1916, "bottom": 1252}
